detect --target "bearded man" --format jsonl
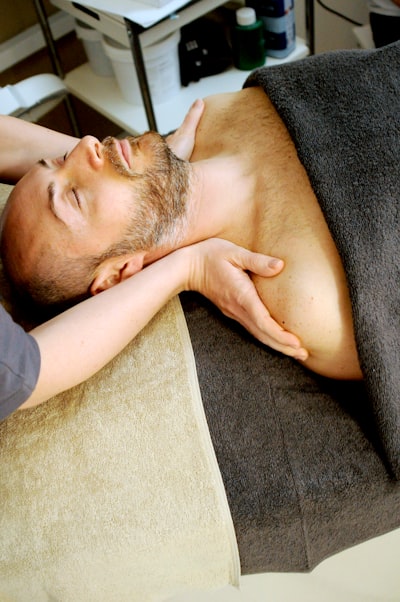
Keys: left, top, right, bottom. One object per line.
{"left": 2, "top": 43, "right": 399, "bottom": 386}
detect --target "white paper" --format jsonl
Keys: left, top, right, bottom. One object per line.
{"left": 73, "top": 0, "right": 191, "bottom": 28}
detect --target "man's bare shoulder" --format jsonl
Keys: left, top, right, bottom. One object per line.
{"left": 193, "top": 87, "right": 280, "bottom": 159}
{"left": 202, "top": 87, "right": 272, "bottom": 118}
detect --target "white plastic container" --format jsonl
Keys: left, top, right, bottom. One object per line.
{"left": 102, "top": 32, "right": 181, "bottom": 105}
{"left": 75, "top": 20, "right": 114, "bottom": 77}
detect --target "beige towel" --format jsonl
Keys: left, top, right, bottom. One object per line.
{"left": 0, "top": 183, "right": 11, "bottom": 204}
{"left": 0, "top": 183, "right": 240, "bottom": 601}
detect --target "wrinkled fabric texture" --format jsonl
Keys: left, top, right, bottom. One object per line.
{"left": 182, "top": 293, "right": 400, "bottom": 574}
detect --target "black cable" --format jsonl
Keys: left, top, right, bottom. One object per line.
{"left": 315, "top": 0, "right": 364, "bottom": 27}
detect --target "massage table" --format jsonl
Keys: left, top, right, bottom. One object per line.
{"left": 0, "top": 42, "right": 399, "bottom": 601}
{"left": 1, "top": 274, "right": 399, "bottom": 601}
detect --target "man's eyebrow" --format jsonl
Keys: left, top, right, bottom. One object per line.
{"left": 38, "top": 158, "right": 50, "bottom": 168}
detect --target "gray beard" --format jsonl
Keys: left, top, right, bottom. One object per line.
{"left": 101, "top": 134, "right": 191, "bottom": 254}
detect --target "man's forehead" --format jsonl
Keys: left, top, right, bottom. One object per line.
{"left": 3, "top": 171, "right": 45, "bottom": 232}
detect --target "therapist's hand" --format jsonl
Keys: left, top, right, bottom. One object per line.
{"left": 165, "top": 99, "right": 204, "bottom": 160}
{"left": 185, "top": 238, "right": 308, "bottom": 360}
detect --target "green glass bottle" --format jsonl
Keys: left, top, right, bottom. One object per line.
{"left": 232, "top": 7, "right": 266, "bottom": 71}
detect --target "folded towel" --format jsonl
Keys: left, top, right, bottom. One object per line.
{"left": 0, "top": 201, "right": 239, "bottom": 602}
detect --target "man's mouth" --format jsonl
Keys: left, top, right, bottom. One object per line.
{"left": 116, "top": 139, "right": 131, "bottom": 169}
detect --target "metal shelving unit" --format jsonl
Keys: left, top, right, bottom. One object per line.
{"left": 37, "top": 0, "right": 312, "bottom": 134}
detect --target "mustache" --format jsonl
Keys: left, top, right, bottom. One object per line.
{"left": 101, "top": 136, "right": 138, "bottom": 176}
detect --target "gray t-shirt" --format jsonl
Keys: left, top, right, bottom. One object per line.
{"left": 0, "top": 304, "right": 40, "bottom": 419}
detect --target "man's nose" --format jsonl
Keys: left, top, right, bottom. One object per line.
{"left": 77, "top": 135, "right": 104, "bottom": 170}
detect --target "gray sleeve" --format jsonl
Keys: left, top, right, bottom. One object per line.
{"left": 0, "top": 304, "right": 41, "bottom": 419}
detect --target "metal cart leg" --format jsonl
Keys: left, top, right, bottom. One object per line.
{"left": 125, "top": 18, "right": 158, "bottom": 132}
{"left": 32, "top": 0, "right": 81, "bottom": 136}
{"left": 305, "top": 0, "right": 315, "bottom": 55}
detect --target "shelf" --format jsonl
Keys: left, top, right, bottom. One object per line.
{"left": 52, "top": 0, "right": 234, "bottom": 47}
{"left": 65, "top": 38, "right": 308, "bottom": 135}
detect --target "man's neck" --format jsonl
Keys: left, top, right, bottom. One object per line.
{"left": 190, "top": 157, "right": 256, "bottom": 244}
{"left": 143, "top": 155, "right": 257, "bottom": 265}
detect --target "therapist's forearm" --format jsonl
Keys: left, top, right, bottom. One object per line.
{"left": 24, "top": 248, "right": 192, "bottom": 409}
{"left": 20, "top": 238, "right": 304, "bottom": 410}
{"left": 0, "top": 101, "right": 204, "bottom": 183}
{"left": 0, "top": 115, "right": 78, "bottom": 183}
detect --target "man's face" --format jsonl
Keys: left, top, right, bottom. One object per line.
{"left": 1, "top": 132, "right": 189, "bottom": 304}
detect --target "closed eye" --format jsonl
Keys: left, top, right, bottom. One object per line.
{"left": 72, "top": 187, "right": 81, "bottom": 208}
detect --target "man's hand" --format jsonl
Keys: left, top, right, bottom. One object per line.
{"left": 165, "top": 99, "right": 205, "bottom": 160}
{"left": 186, "top": 238, "right": 308, "bottom": 360}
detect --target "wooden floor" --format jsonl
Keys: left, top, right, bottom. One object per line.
{"left": 0, "top": 31, "right": 122, "bottom": 139}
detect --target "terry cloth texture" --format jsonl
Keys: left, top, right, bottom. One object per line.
{"left": 182, "top": 293, "right": 400, "bottom": 574}
{"left": 0, "top": 286, "right": 239, "bottom": 599}
{"left": 245, "top": 42, "right": 400, "bottom": 478}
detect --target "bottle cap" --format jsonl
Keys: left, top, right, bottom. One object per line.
{"left": 236, "top": 7, "right": 257, "bottom": 26}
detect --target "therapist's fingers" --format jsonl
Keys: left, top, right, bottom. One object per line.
{"left": 188, "top": 239, "right": 308, "bottom": 360}
{"left": 165, "top": 99, "right": 205, "bottom": 160}
{"left": 219, "top": 267, "right": 308, "bottom": 360}
{"left": 229, "top": 290, "right": 308, "bottom": 360}
{"left": 223, "top": 247, "right": 308, "bottom": 358}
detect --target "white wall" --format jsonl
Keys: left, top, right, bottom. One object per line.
{"left": 295, "top": 0, "right": 370, "bottom": 53}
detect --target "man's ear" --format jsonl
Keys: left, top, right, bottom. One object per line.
{"left": 89, "top": 253, "right": 145, "bottom": 296}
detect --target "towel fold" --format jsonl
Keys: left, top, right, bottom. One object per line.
{"left": 0, "top": 213, "right": 239, "bottom": 602}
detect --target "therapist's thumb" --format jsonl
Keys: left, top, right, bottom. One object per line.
{"left": 239, "top": 250, "right": 284, "bottom": 277}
